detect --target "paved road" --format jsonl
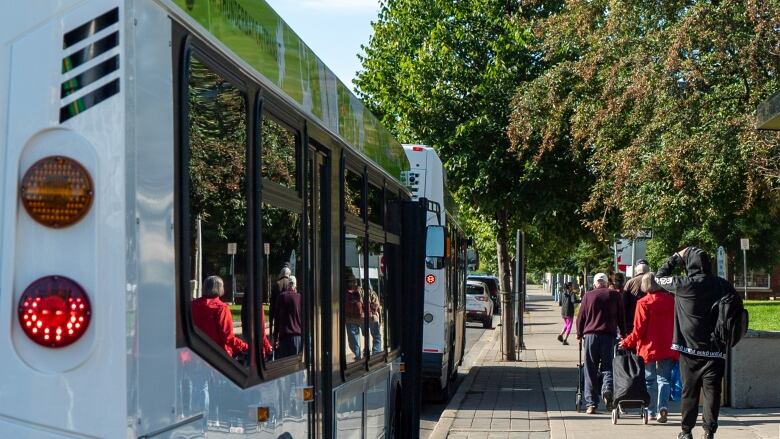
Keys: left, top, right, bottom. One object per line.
{"left": 420, "top": 316, "right": 498, "bottom": 438}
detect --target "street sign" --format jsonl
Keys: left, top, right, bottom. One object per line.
{"left": 716, "top": 246, "right": 728, "bottom": 279}
{"left": 227, "top": 243, "right": 237, "bottom": 255}
{"left": 740, "top": 238, "right": 749, "bottom": 251}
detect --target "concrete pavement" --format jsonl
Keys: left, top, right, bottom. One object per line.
{"left": 429, "top": 285, "right": 780, "bottom": 439}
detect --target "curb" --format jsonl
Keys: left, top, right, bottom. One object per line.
{"left": 428, "top": 327, "right": 496, "bottom": 439}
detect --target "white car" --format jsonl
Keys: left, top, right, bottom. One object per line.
{"left": 466, "top": 280, "right": 494, "bottom": 329}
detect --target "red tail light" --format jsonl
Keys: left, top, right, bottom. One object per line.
{"left": 412, "top": 146, "right": 424, "bottom": 152}
{"left": 18, "top": 276, "right": 92, "bottom": 348}
{"left": 426, "top": 274, "right": 436, "bottom": 285}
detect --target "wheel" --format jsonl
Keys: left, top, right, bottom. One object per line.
{"left": 611, "top": 408, "right": 618, "bottom": 425}
{"left": 615, "top": 408, "right": 620, "bottom": 419}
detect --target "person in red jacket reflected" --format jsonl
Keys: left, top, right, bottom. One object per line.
{"left": 620, "top": 272, "right": 679, "bottom": 424}
{"left": 191, "top": 275, "right": 248, "bottom": 358}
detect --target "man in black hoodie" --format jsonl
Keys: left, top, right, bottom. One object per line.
{"left": 656, "top": 247, "right": 735, "bottom": 439}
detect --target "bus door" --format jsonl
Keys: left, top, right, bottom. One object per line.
{"left": 307, "top": 143, "right": 330, "bottom": 438}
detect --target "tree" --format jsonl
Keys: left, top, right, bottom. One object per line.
{"left": 356, "top": 0, "right": 568, "bottom": 290}
{"left": 508, "top": 0, "right": 780, "bottom": 268}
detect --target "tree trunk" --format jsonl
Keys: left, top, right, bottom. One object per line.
{"left": 496, "top": 209, "right": 512, "bottom": 293}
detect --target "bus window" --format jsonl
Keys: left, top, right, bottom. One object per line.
{"left": 344, "top": 232, "right": 366, "bottom": 364}
{"left": 367, "top": 183, "right": 382, "bottom": 225}
{"left": 186, "top": 54, "right": 250, "bottom": 368}
{"left": 345, "top": 169, "right": 364, "bottom": 219}
{"left": 261, "top": 116, "right": 297, "bottom": 189}
{"left": 385, "top": 191, "right": 400, "bottom": 235}
{"left": 262, "top": 204, "right": 303, "bottom": 361}
{"left": 367, "top": 241, "right": 384, "bottom": 355}
{"left": 384, "top": 242, "right": 400, "bottom": 352}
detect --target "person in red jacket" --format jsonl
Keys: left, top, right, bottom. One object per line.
{"left": 620, "top": 272, "right": 679, "bottom": 423}
{"left": 191, "top": 275, "right": 248, "bottom": 358}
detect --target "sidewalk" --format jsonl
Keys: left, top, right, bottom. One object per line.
{"left": 430, "top": 286, "right": 780, "bottom": 439}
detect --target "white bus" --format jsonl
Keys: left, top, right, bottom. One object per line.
{"left": 402, "top": 144, "right": 467, "bottom": 401}
{"left": 0, "top": 1, "right": 430, "bottom": 437}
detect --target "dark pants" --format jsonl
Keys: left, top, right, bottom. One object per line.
{"left": 277, "top": 335, "right": 302, "bottom": 358}
{"left": 680, "top": 353, "right": 725, "bottom": 434}
{"left": 583, "top": 333, "right": 616, "bottom": 407}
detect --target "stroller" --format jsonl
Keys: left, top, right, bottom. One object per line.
{"left": 611, "top": 346, "right": 651, "bottom": 424}
{"left": 575, "top": 339, "right": 584, "bottom": 412}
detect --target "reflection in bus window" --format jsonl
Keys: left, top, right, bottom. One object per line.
{"left": 367, "top": 183, "right": 382, "bottom": 225}
{"left": 384, "top": 243, "right": 399, "bottom": 351}
{"left": 262, "top": 116, "right": 297, "bottom": 189}
{"left": 186, "top": 55, "right": 249, "bottom": 366}
{"left": 367, "top": 242, "right": 384, "bottom": 354}
{"left": 345, "top": 169, "right": 363, "bottom": 218}
{"left": 344, "top": 233, "right": 365, "bottom": 363}
{"left": 263, "top": 204, "right": 302, "bottom": 361}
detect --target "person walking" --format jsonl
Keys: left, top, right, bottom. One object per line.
{"left": 657, "top": 247, "right": 734, "bottom": 439}
{"left": 557, "top": 282, "right": 576, "bottom": 345}
{"left": 623, "top": 260, "right": 650, "bottom": 333}
{"left": 619, "top": 272, "right": 679, "bottom": 423}
{"left": 269, "top": 265, "right": 291, "bottom": 338}
{"left": 191, "top": 275, "right": 248, "bottom": 358}
{"left": 576, "top": 272, "right": 627, "bottom": 414}
{"left": 273, "top": 275, "right": 302, "bottom": 358}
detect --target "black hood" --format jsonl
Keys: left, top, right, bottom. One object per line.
{"left": 684, "top": 247, "right": 712, "bottom": 277}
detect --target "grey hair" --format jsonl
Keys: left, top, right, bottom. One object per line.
{"left": 203, "top": 275, "right": 224, "bottom": 297}
{"left": 634, "top": 263, "right": 650, "bottom": 276}
{"left": 641, "top": 272, "right": 660, "bottom": 294}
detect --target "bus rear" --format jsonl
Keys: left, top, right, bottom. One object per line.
{"left": 0, "top": 1, "right": 128, "bottom": 437}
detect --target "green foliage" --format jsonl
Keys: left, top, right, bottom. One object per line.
{"left": 508, "top": 0, "right": 780, "bottom": 268}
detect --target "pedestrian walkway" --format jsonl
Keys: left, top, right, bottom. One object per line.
{"left": 430, "top": 286, "right": 780, "bottom": 439}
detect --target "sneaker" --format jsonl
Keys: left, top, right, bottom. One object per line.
{"left": 657, "top": 408, "right": 668, "bottom": 424}
{"left": 677, "top": 433, "right": 693, "bottom": 439}
{"left": 557, "top": 334, "right": 564, "bottom": 342}
{"left": 562, "top": 340, "right": 569, "bottom": 345}
{"left": 702, "top": 432, "right": 715, "bottom": 439}
{"left": 602, "top": 391, "right": 613, "bottom": 410}
{"left": 585, "top": 405, "right": 597, "bottom": 414}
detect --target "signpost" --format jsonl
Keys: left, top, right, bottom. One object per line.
{"left": 740, "top": 238, "right": 749, "bottom": 300}
{"left": 716, "top": 246, "right": 728, "bottom": 279}
{"left": 227, "top": 243, "right": 237, "bottom": 302}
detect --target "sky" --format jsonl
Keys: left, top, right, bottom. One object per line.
{"left": 264, "top": 0, "right": 381, "bottom": 92}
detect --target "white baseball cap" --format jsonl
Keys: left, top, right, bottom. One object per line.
{"left": 594, "top": 273, "right": 608, "bottom": 285}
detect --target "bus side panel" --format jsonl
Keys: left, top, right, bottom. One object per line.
{"left": 1, "top": 2, "right": 126, "bottom": 437}
{"left": 129, "top": 0, "right": 178, "bottom": 435}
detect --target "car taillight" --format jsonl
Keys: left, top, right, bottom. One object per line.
{"left": 412, "top": 146, "right": 424, "bottom": 152}
{"left": 18, "top": 276, "right": 92, "bottom": 348}
{"left": 20, "top": 156, "right": 94, "bottom": 228}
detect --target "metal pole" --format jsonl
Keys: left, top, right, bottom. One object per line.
{"left": 743, "top": 249, "right": 748, "bottom": 300}
{"left": 613, "top": 242, "right": 619, "bottom": 273}
{"left": 631, "top": 239, "right": 636, "bottom": 276}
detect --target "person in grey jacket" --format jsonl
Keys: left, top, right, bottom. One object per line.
{"left": 656, "top": 247, "right": 735, "bottom": 439}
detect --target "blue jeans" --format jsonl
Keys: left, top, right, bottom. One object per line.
{"left": 347, "top": 323, "right": 362, "bottom": 360}
{"left": 370, "top": 320, "right": 382, "bottom": 353}
{"left": 645, "top": 359, "right": 674, "bottom": 416}
{"left": 583, "top": 334, "right": 616, "bottom": 407}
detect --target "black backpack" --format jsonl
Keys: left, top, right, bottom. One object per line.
{"left": 712, "top": 281, "right": 749, "bottom": 348}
